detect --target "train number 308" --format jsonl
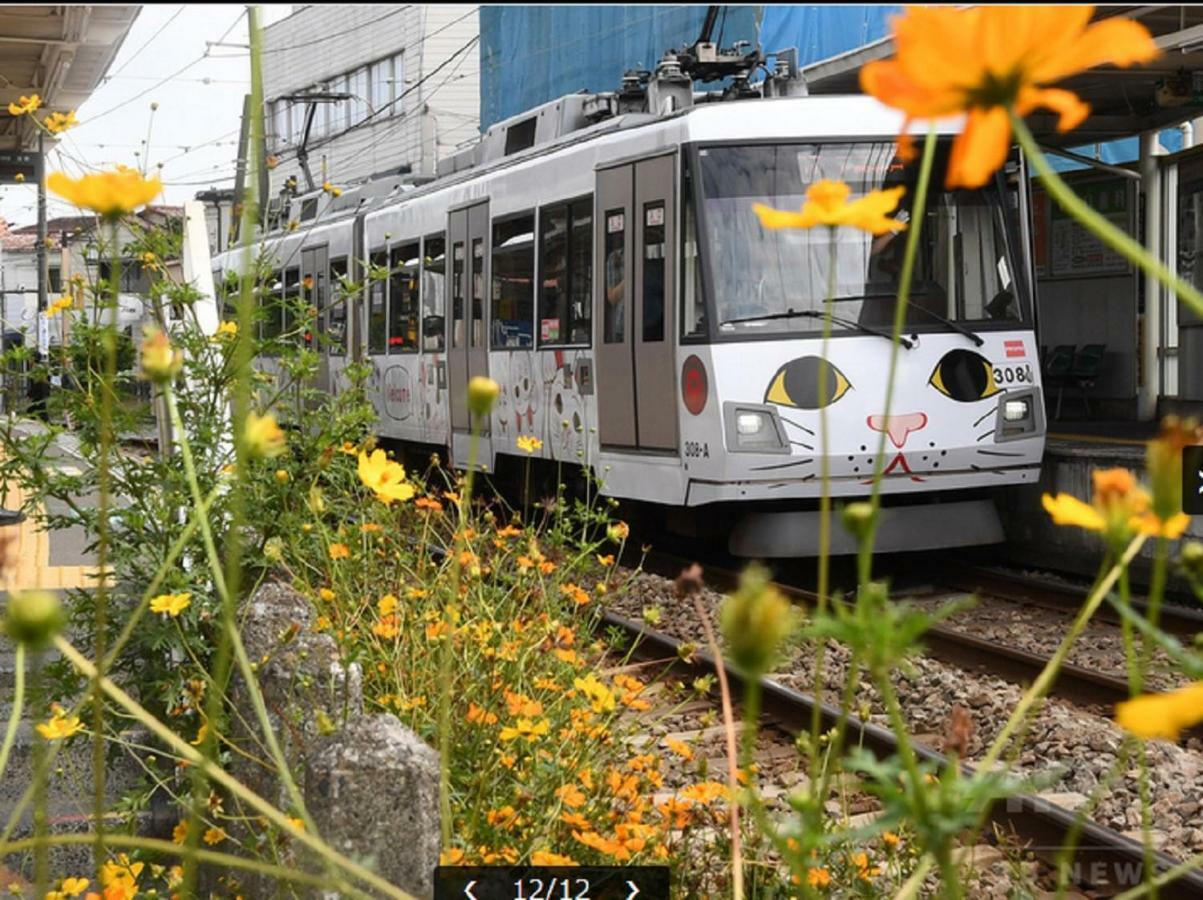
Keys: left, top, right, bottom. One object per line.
{"left": 684, "top": 441, "right": 710, "bottom": 459}
{"left": 992, "top": 364, "right": 1034, "bottom": 385}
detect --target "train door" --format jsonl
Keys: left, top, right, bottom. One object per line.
{"left": 447, "top": 200, "right": 491, "bottom": 464}
{"left": 594, "top": 153, "right": 678, "bottom": 451}
{"left": 301, "top": 244, "right": 330, "bottom": 395}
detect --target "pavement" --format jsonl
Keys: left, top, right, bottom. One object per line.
{"left": 0, "top": 418, "right": 102, "bottom": 595}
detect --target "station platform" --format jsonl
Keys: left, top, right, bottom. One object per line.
{"left": 0, "top": 421, "right": 102, "bottom": 594}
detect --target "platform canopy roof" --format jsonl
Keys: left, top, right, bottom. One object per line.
{"left": 800, "top": 5, "right": 1203, "bottom": 146}
{"left": 0, "top": 6, "right": 140, "bottom": 153}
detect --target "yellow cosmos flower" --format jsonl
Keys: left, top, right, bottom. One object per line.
{"left": 860, "top": 6, "right": 1159, "bottom": 188}
{"left": 99, "top": 854, "right": 143, "bottom": 893}
{"left": 45, "top": 875, "right": 90, "bottom": 899}
{"left": 440, "top": 848, "right": 465, "bottom": 865}
{"left": 328, "top": 543, "right": 351, "bottom": 560}
{"left": 36, "top": 706, "right": 83, "bottom": 741}
{"left": 7, "top": 94, "right": 40, "bottom": 116}
{"left": 46, "top": 296, "right": 74, "bottom": 317}
{"left": 573, "top": 674, "right": 616, "bottom": 714}
{"left": 1116, "top": 681, "right": 1203, "bottom": 741}
{"left": 149, "top": 592, "right": 191, "bottom": 617}
{"left": 203, "top": 826, "right": 226, "bottom": 845}
{"left": 215, "top": 320, "right": 238, "bottom": 339}
{"left": 754, "top": 180, "right": 907, "bottom": 235}
{"left": 498, "top": 717, "right": 550, "bottom": 742}
{"left": 47, "top": 166, "right": 162, "bottom": 218}
{"left": 516, "top": 434, "right": 543, "bottom": 454}
{"left": 1043, "top": 467, "right": 1188, "bottom": 545}
{"left": 357, "top": 449, "right": 415, "bottom": 505}
{"left": 44, "top": 110, "right": 79, "bottom": 134}
{"left": 171, "top": 820, "right": 188, "bottom": 845}
{"left": 244, "top": 411, "right": 287, "bottom": 459}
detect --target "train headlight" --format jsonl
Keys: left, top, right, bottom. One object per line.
{"left": 994, "top": 388, "right": 1042, "bottom": 441}
{"left": 1003, "top": 398, "right": 1030, "bottom": 422}
{"left": 723, "top": 403, "right": 789, "bottom": 453}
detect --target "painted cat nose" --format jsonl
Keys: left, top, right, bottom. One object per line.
{"left": 867, "top": 412, "right": 928, "bottom": 448}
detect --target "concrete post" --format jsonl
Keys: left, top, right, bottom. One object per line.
{"left": 1138, "top": 132, "right": 1163, "bottom": 422}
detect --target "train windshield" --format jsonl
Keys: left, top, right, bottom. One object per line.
{"left": 695, "top": 141, "right": 1024, "bottom": 339}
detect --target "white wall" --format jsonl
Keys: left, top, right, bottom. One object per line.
{"left": 261, "top": 5, "right": 480, "bottom": 188}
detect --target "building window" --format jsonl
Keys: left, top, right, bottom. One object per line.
{"left": 388, "top": 241, "right": 420, "bottom": 353}
{"left": 371, "top": 57, "right": 392, "bottom": 117}
{"left": 350, "top": 67, "right": 369, "bottom": 125}
{"left": 392, "top": 52, "right": 405, "bottom": 115}
{"left": 422, "top": 233, "right": 446, "bottom": 351}
{"left": 538, "top": 197, "right": 592, "bottom": 346}
{"left": 368, "top": 248, "right": 387, "bottom": 354}
{"left": 491, "top": 214, "right": 534, "bottom": 348}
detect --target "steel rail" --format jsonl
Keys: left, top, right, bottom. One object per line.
{"left": 599, "top": 608, "right": 1203, "bottom": 897}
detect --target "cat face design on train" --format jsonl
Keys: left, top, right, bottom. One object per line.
{"left": 763, "top": 348, "right": 1012, "bottom": 481}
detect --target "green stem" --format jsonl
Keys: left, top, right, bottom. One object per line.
{"left": 858, "top": 127, "right": 939, "bottom": 585}
{"left": 1011, "top": 115, "right": 1203, "bottom": 319}
{"left": 810, "top": 232, "right": 836, "bottom": 775}
{"left": 0, "top": 645, "right": 23, "bottom": 783}
{"left": 980, "top": 534, "right": 1146, "bottom": 771}
{"left": 52, "top": 636, "right": 418, "bottom": 900}
{"left": 163, "top": 387, "right": 316, "bottom": 836}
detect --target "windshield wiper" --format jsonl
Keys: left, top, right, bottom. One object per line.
{"left": 906, "top": 303, "right": 984, "bottom": 347}
{"left": 719, "top": 309, "right": 913, "bottom": 349}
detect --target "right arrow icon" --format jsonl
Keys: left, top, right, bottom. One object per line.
{"left": 626, "top": 882, "right": 640, "bottom": 900}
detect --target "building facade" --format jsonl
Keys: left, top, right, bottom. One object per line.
{"left": 261, "top": 5, "right": 480, "bottom": 196}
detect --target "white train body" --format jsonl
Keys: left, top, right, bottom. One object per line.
{"left": 213, "top": 93, "right": 1045, "bottom": 556}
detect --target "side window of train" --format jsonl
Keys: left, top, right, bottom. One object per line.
{"left": 329, "top": 257, "right": 349, "bottom": 353}
{"left": 388, "top": 241, "right": 420, "bottom": 353}
{"left": 368, "top": 248, "right": 387, "bottom": 355}
{"left": 642, "top": 202, "right": 666, "bottom": 342}
{"left": 603, "top": 209, "right": 625, "bottom": 343}
{"left": 422, "top": 234, "right": 446, "bottom": 352}
{"left": 538, "top": 197, "right": 593, "bottom": 346}
{"left": 263, "top": 269, "right": 285, "bottom": 350}
{"left": 283, "top": 267, "right": 301, "bottom": 344}
{"left": 451, "top": 242, "right": 465, "bottom": 349}
{"left": 491, "top": 213, "right": 535, "bottom": 349}
{"left": 471, "top": 237, "right": 485, "bottom": 347}
{"left": 681, "top": 162, "right": 706, "bottom": 339}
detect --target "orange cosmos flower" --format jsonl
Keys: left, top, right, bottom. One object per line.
{"left": 1116, "top": 681, "right": 1203, "bottom": 741}
{"left": 860, "top": 6, "right": 1159, "bottom": 188}
{"left": 755, "top": 180, "right": 907, "bottom": 235}
{"left": 328, "top": 543, "right": 350, "bottom": 560}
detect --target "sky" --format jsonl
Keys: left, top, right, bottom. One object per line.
{"left": 0, "top": 4, "right": 295, "bottom": 229}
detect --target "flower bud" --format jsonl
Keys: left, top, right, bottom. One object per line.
{"left": 841, "top": 501, "right": 877, "bottom": 542}
{"left": 4, "top": 590, "right": 64, "bottom": 649}
{"left": 720, "top": 563, "right": 798, "bottom": 678}
{"left": 606, "top": 521, "right": 630, "bottom": 544}
{"left": 467, "top": 376, "right": 500, "bottom": 418}
{"left": 275, "top": 469, "right": 289, "bottom": 483}
{"left": 263, "top": 537, "right": 284, "bottom": 563}
{"left": 1180, "top": 540, "right": 1203, "bottom": 578}
{"left": 140, "top": 327, "right": 183, "bottom": 383}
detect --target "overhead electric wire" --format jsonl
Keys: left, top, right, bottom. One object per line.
{"left": 83, "top": 9, "right": 246, "bottom": 125}
{"left": 103, "top": 6, "right": 187, "bottom": 81}
{"left": 258, "top": 7, "right": 413, "bottom": 55}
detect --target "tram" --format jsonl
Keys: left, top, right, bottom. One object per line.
{"left": 212, "top": 54, "right": 1045, "bottom": 557}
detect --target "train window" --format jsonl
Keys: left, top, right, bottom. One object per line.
{"left": 603, "top": 209, "right": 625, "bottom": 343}
{"left": 471, "top": 237, "right": 486, "bottom": 347}
{"left": 388, "top": 241, "right": 420, "bottom": 353}
{"left": 682, "top": 162, "right": 706, "bottom": 339}
{"left": 491, "top": 214, "right": 535, "bottom": 348}
{"left": 368, "top": 249, "right": 387, "bottom": 354}
{"left": 262, "top": 269, "right": 284, "bottom": 345}
{"left": 451, "top": 242, "right": 465, "bottom": 349}
{"left": 329, "top": 257, "right": 349, "bottom": 353}
{"left": 538, "top": 198, "right": 592, "bottom": 346}
{"left": 642, "top": 202, "right": 665, "bottom": 342}
{"left": 282, "top": 267, "right": 300, "bottom": 343}
{"left": 422, "top": 234, "right": 446, "bottom": 351}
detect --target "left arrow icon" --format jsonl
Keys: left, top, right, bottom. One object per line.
{"left": 463, "top": 881, "right": 478, "bottom": 900}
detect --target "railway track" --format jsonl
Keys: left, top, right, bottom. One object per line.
{"left": 634, "top": 551, "right": 1203, "bottom": 745}
{"left": 599, "top": 605, "right": 1203, "bottom": 898}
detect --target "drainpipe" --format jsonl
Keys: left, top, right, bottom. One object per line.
{"left": 1138, "top": 132, "right": 1163, "bottom": 422}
